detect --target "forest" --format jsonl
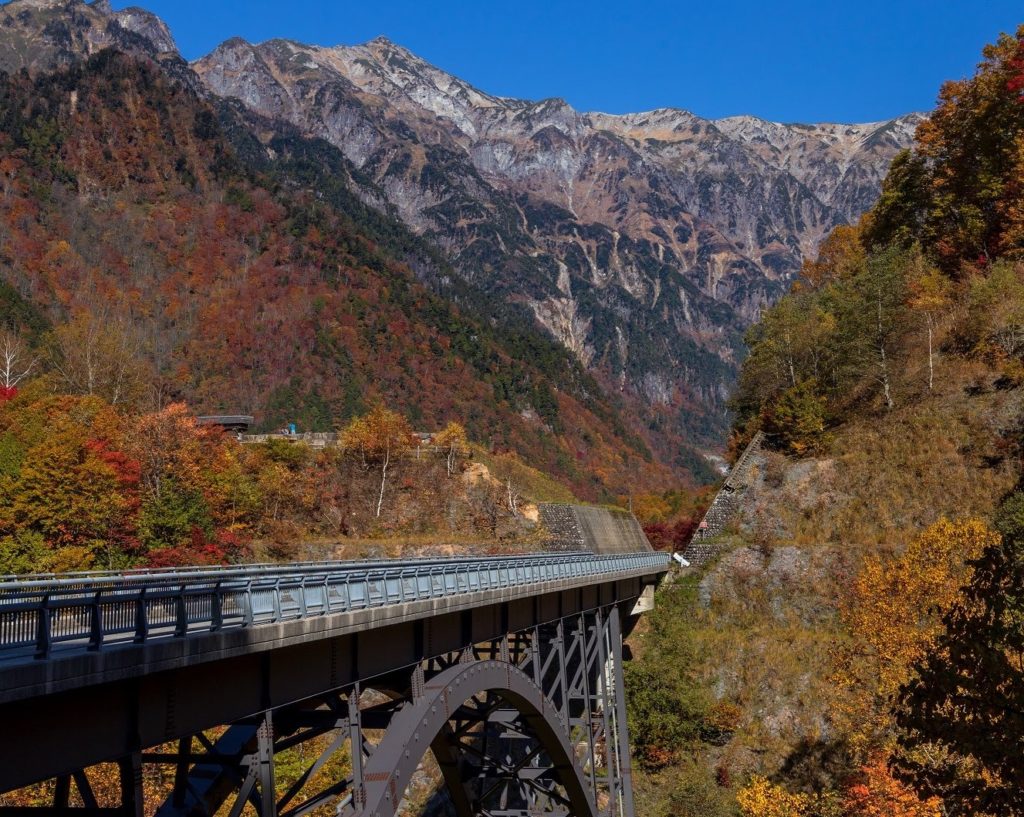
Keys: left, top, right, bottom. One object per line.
{"left": 0, "top": 380, "right": 574, "bottom": 573}
{"left": 0, "top": 47, "right": 675, "bottom": 505}
{"left": 627, "top": 25, "right": 1024, "bottom": 817}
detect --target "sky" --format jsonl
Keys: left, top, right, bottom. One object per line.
{"left": 111, "top": 0, "right": 1021, "bottom": 123}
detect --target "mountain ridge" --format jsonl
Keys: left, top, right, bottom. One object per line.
{"left": 0, "top": 9, "right": 688, "bottom": 496}
{"left": 190, "top": 30, "right": 919, "bottom": 449}
{"left": 0, "top": 0, "right": 919, "bottom": 469}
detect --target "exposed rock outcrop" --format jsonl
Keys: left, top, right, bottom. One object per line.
{"left": 0, "top": 0, "right": 919, "bottom": 460}
{"left": 191, "top": 35, "right": 918, "bottom": 446}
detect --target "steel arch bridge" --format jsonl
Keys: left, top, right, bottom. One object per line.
{"left": 0, "top": 550, "right": 668, "bottom": 817}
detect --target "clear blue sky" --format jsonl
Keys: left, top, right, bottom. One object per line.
{"left": 112, "top": 0, "right": 1021, "bottom": 123}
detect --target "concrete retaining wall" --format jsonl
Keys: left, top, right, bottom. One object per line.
{"left": 539, "top": 504, "right": 653, "bottom": 554}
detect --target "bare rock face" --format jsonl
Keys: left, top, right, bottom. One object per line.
{"left": 192, "top": 35, "right": 918, "bottom": 447}
{"left": 0, "top": 0, "right": 196, "bottom": 89}
{"left": 110, "top": 6, "right": 176, "bottom": 54}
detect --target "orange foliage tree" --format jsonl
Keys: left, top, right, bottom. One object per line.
{"left": 831, "top": 517, "right": 998, "bottom": 750}
{"left": 843, "top": 755, "right": 941, "bottom": 817}
{"left": 800, "top": 224, "right": 867, "bottom": 291}
{"left": 905, "top": 253, "right": 951, "bottom": 391}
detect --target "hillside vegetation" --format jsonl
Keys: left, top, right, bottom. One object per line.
{"left": 0, "top": 386, "right": 573, "bottom": 572}
{"left": 0, "top": 48, "right": 673, "bottom": 501}
{"left": 628, "top": 25, "right": 1024, "bottom": 817}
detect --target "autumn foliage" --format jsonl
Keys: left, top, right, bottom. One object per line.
{"left": 0, "top": 379, "right": 561, "bottom": 573}
{"left": 0, "top": 49, "right": 670, "bottom": 503}
{"left": 830, "top": 518, "right": 998, "bottom": 749}
{"left": 0, "top": 391, "right": 254, "bottom": 571}
{"left": 842, "top": 757, "right": 941, "bottom": 817}
{"left": 736, "top": 777, "right": 810, "bottom": 817}
{"left": 735, "top": 761, "right": 941, "bottom": 817}
{"left": 864, "top": 28, "right": 1024, "bottom": 265}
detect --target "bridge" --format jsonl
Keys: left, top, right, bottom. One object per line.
{"left": 0, "top": 545, "right": 669, "bottom": 817}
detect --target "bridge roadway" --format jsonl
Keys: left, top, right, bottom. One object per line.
{"left": 0, "top": 549, "right": 669, "bottom": 817}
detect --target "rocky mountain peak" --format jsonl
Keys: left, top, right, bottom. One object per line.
{"left": 111, "top": 6, "right": 177, "bottom": 53}
{"left": 365, "top": 34, "right": 398, "bottom": 49}
{"left": 0, "top": 0, "right": 183, "bottom": 74}
{"left": 3, "top": 0, "right": 76, "bottom": 9}
{"left": 187, "top": 29, "right": 918, "bottom": 454}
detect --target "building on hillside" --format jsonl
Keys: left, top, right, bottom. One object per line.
{"left": 196, "top": 415, "right": 254, "bottom": 434}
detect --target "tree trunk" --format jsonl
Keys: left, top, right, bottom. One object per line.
{"left": 879, "top": 342, "right": 894, "bottom": 410}
{"left": 375, "top": 448, "right": 390, "bottom": 518}
{"left": 506, "top": 479, "right": 519, "bottom": 517}
{"left": 878, "top": 296, "right": 894, "bottom": 410}
{"left": 785, "top": 330, "right": 797, "bottom": 387}
{"left": 927, "top": 315, "right": 934, "bottom": 392}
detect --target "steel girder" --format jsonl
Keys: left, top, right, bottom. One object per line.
{"left": 0, "top": 606, "right": 637, "bottom": 817}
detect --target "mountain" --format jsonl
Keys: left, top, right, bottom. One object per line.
{"left": 192, "top": 35, "right": 921, "bottom": 447}
{"left": 0, "top": 0, "right": 195, "bottom": 84}
{"left": 0, "top": 2, "right": 681, "bottom": 499}
{"left": 0, "top": 0, "right": 918, "bottom": 475}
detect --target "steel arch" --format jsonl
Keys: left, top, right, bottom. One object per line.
{"left": 358, "top": 659, "right": 598, "bottom": 817}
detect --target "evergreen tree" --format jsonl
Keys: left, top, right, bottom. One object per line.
{"left": 895, "top": 521, "right": 1024, "bottom": 814}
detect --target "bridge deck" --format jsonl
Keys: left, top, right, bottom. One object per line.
{"left": 0, "top": 551, "right": 668, "bottom": 687}
{"left": 0, "top": 551, "right": 669, "bottom": 796}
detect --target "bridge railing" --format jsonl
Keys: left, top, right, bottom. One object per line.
{"left": 0, "top": 551, "right": 669, "bottom": 661}
{"left": 0, "top": 551, "right": 593, "bottom": 589}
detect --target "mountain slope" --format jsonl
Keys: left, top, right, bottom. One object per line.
{"left": 0, "top": 34, "right": 678, "bottom": 496}
{"left": 0, "top": 0, "right": 917, "bottom": 473}
{"left": 191, "top": 34, "right": 919, "bottom": 448}
{"left": 637, "top": 28, "right": 1024, "bottom": 814}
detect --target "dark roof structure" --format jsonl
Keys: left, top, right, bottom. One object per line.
{"left": 196, "top": 415, "right": 255, "bottom": 433}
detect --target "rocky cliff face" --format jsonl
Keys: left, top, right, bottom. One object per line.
{"left": 0, "top": 0, "right": 195, "bottom": 85}
{"left": 191, "top": 36, "right": 920, "bottom": 445}
{"left": 0, "top": 0, "right": 919, "bottom": 460}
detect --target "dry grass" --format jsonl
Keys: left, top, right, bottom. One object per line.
{"left": 470, "top": 445, "right": 578, "bottom": 504}
{"left": 746, "top": 356, "right": 1022, "bottom": 553}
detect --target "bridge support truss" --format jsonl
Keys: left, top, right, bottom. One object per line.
{"left": 1, "top": 606, "right": 637, "bottom": 817}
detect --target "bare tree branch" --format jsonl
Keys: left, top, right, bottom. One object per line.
{"left": 0, "top": 331, "right": 38, "bottom": 390}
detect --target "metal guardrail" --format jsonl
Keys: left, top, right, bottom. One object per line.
{"left": 0, "top": 551, "right": 669, "bottom": 662}
{"left": 0, "top": 552, "right": 595, "bottom": 592}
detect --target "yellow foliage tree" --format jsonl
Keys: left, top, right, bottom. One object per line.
{"left": 831, "top": 517, "right": 998, "bottom": 750}
{"left": 340, "top": 405, "right": 415, "bottom": 518}
{"left": 905, "top": 254, "right": 951, "bottom": 391}
{"left": 433, "top": 421, "right": 470, "bottom": 476}
{"left": 631, "top": 493, "right": 673, "bottom": 524}
{"left": 737, "top": 776, "right": 811, "bottom": 817}
{"left": 45, "top": 310, "right": 150, "bottom": 408}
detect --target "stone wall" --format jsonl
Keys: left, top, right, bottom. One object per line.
{"left": 683, "top": 432, "right": 765, "bottom": 567}
{"left": 239, "top": 432, "right": 339, "bottom": 448}
{"left": 538, "top": 504, "right": 653, "bottom": 554}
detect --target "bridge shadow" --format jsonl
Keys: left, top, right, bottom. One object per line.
{"left": 776, "top": 736, "right": 855, "bottom": 792}
{"left": 421, "top": 786, "right": 457, "bottom": 817}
